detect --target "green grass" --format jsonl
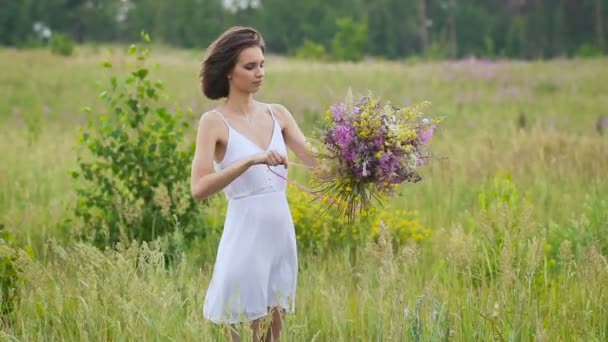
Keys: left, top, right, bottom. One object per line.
{"left": 1, "top": 45, "right": 607, "bottom": 340}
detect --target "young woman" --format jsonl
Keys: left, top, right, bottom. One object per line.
{"left": 191, "top": 26, "right": 316, "bottom": 341}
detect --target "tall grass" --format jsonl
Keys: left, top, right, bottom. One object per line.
{"left": 1, "top": 46, "right": 607, "bottom": 340}
{"left": 5, "top": 206, "right": 607, "bottom": 340}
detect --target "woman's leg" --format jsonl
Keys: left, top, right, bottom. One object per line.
{"left": 225, "top": 321, "right": 263, "bottom": 342}
{"left": 225, "top": 324, "right": 241, "bottom": 342}
{"left": 250, "top": 318, "right": 263, "bottom": 341}
{"left": 226, "top": 308, "right": 284, "bottom": 342}
{"left": 266, "top": 306, "right": 285, "bottom": 341}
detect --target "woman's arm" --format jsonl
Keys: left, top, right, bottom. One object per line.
{"left": 190, "top": 112, "right": 287, "bottom": 201}
{"left": 272, "top": 104, "right": 317, "bottom": 169}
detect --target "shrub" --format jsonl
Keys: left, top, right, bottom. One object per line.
{"left": 295, "top": 39, "right": 326, "bottom": 61}
{"left": 287, "top": 186, "right": 429, "bottom": 253}
{"left": 0, "top": 224, "right": 32, "bottom": 320}
{"left": 71, "top": 34, "right": 205, "bottom": 251}
{"left": 424, "top": 41, "right": 451, "bottom": 61}
{"left": 50, "top": 33, "right": 75, "bottom": 56}
{"left": 465, "top": 174, "right": 546, "bottom": 286}
{"left": 331, "top": 17, "right": 368, "bottom": 62}
{"left": 575, "top": 43, "right": 603, "bottom": 58}
{"left": 370, "top": 209, "right": 430, "bottom": 246}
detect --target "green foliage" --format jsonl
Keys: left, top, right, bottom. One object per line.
{"left": 505, "top": 16, "right": 527, "bottom": 57}
{"left": 331, "top": 17, "right": 367, "bottom": 62}
{"left": 534, "top": 80, "right": 559, "bottom": 94}
{"left": 72, "top": 36, "right": 205, "bottom": 250}
{"left": 0, "top": 224, "right": 19, "bottom": 317}
{"left": 288, "top": 187, "right": 429, "bottom": 253}
{"left": 548, "top": 192, "right": 608, "bottom": 258}
{"left": 295, "top": 39, "right": 326, "bottom": 61}
{"left": 2, "top": 46, "right": 608, "bottom": 340}
{"left": 424, "top": 41, "right": 450, "bottom": 60}
{"left": 50, "top": 33, "right": 74, "bottom": 56}
{"left": 477, "top": 173, "right": 522, "bottom": 211}
{"left": 24, "top": 111, "right": 42, "bottom": 146}
{"left": 576, "top": 43, "right": 603, "bottom": 58}
{"left": 18, "top": 37, "right": 46, "bottom": 49}
{"left": 483, "top": 34, "right": 496, "bottom": 57}
{"left": 1, "top": 0, "right": 606, "bottom": 60}
{"left": 466, "top": 174, "right": 547, "bottom": 286}
{"left": 453, "top": 4, "right": 494, "bottom": 57}
{"left": 0, "top": 224, "right": 32, "bottom": 319}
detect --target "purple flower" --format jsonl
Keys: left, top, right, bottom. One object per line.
{"left": 377, "top": 152, "right": 403, "bottom": 181}
{"left": 419, "top": 125, "right": 435, "bottom": 144}
{"left": 373, "top": 135, "right": 384, "bottom": 148}
{"left": 333, "top": 124, "right": 353, "bottom": 146}
{"left": 330, "top": 102, "right": 347, "bottom": 122}
{"left": 378, "top": 153, "right": 392, "bottom": 170}
{"left": 343, "top": 147, "right": 357, "bottom": 162}
{"left": 416, "top": 157, "right": 425, "bottom": 167}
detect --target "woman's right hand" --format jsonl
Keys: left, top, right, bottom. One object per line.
{"left": 250, "top": 150, "right": 288, "bottom": 168}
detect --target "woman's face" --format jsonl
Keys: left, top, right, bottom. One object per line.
{"left": 229, "top": 46, "right": 264, "bottom": 94}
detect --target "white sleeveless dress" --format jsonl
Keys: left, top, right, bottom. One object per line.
{"left": 202, "top": 104, "right": 298, "bottom": 324}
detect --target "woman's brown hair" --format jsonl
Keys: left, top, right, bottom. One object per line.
{"left": 199, "top": 27, "right": 265, "bottom": 100}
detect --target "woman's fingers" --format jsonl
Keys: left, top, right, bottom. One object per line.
{"left": 267, "top": 151, "right": 278, "bottom": 166}
{"left": 268, "top": 151, "right": 277, "bottom": 166}
{"left": 276, "top": 152, "right": 287, "bottom": 167}
{"left": 266, "top": 151, "right": 287, "bottom": 167}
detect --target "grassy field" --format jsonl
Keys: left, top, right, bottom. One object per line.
{"left": 1, "top": 45, "right": 608, "bottom": 340}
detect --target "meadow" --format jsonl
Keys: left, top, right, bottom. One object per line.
{"left": 1, "top": 45, "right": 607, "bottom": 340}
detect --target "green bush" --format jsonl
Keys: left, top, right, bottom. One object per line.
{"left": 295, "top": 39, "right": 326, "bottom": 61}
{"left": 424, "top": 41, "right": 450, "bottom": 60}
{"left": 331, "top": 17, "right": 368, "bottom": 62}
{"left": 50, "top": 33, "right": 75, "bottom": 56}
{"left": 17, "top": 37, "right": 46, "bottom": 49}
{"left": 71, "top": 34, "right": 205, "bottom": 251}
{"left": 576, "top": 43, "right": 603, "bottom": 58}
{"left": 287, "top": 186, "right": 429, "bottom": 253}
{"left": 464, "top": 174, "right": 547, "bottom": 285}
{"left": 0, "top": 224, "right": 32, "bottom": 319}
{"left": 505, "top": 16, "right": 526, "bottom": 57}
{"left": 548, "top": 191, "right": 608, "bottom": 258}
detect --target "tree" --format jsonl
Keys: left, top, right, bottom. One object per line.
{"left": 0, "top": 0, "right": 606, "bottom": 59}
{"left": 595, "top": 0, "right": 606, "bottom": 52}
{"left": 418, "top": 0, "right": 429, "bottom": 53}
{"left": 331, "top": 17, "right": 368, "bottom": 61}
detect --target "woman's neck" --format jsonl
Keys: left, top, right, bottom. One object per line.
{"left": 224, "top": 91, "right": 257, "bottom": 116}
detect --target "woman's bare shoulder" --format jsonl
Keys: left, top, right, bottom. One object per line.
{"left": 199, "top": 109, "right": 223, "bottom": 124}
{"left": 197, "top": 109, "right": 227, "bottom": 140}
{"left": 268, "top": 103, "right": 294, "bottom": 122}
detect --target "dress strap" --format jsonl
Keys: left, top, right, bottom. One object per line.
{"left": 209, "top": 109, "right": 231, "bottom": 129}
{"left": 266, "top": 104, "right": 278, "bottom": 123}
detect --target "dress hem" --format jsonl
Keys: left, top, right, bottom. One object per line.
{"left": 204, "top": 303, "right": 295, "bottom": 325}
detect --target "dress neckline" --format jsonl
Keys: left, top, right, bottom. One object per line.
{"left": 213, "top": 104, "right": 280, "bottom": 166}
{"left": 228, "top": 115, "right": 276, "bottom": 152}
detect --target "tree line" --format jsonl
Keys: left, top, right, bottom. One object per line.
{"left": 1, "top": 0, "right": 606, "bottom": 60}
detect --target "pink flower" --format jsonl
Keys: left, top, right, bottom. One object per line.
{"left": 419, "top": 125, "right": 435, "bottom": 144}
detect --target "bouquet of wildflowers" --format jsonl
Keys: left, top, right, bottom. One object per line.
{"left": 310, "top": 92, "right": 441, "bottom": 222}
